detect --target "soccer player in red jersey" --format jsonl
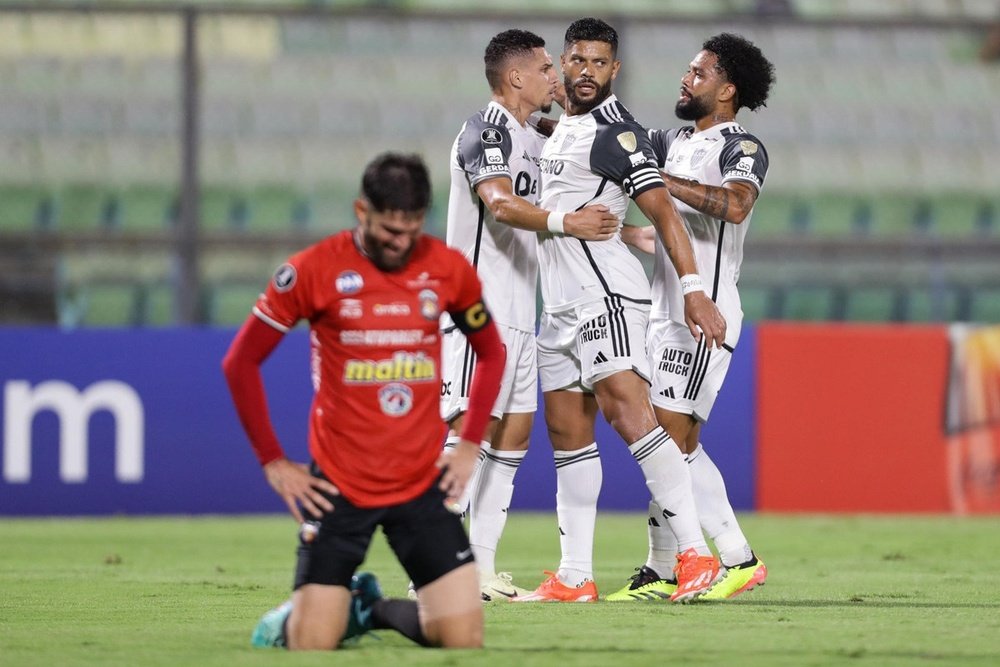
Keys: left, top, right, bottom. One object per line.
{"left": 222, "top": 153, "right": 504, "bottom": 650}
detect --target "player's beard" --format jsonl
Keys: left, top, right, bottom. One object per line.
{"left": 359, "top": 229, "right": 414, "bottom": 271}
{"left": 564, "top": 75, "right": 612, "bottom": 114}
{"left": 675, "top": 92, "right": 711, "bottom": 121}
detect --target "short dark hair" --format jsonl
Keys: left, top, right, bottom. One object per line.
{"left": 484, "top": 29, "right": 546, "bottom": 91}
{"left": 564, "top": 17, "right": 618, "bottom": 58}
{"left": 360, "top": 152, "right": 431, "bottom": 212}
{"left": 702, "top": 33, "right": 775, "bottom": 112}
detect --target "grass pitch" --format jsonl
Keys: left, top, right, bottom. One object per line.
{"left": 1, "top": 513, "right": 999, "bottom": 666}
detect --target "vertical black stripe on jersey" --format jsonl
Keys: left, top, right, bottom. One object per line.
{"left": 711, "top": 220, "right": 725, "bottom": 301}
{"left": 460, "top": 339, "right": 476, "bottom": 399}
{"left": 472, "top": 198, "right": 487, "bottom": 268}
{"left": 604, "top": 295, "right": 630, "bottom": 358}
{"left": 683, "top": 337, "right": 710, "bottom": 400}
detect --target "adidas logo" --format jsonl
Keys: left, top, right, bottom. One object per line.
{"left": 660, "top": 387, "right": 675, "bottom": 398}
{"left": 593, "top": 351, "right": 609, "bottom": 365}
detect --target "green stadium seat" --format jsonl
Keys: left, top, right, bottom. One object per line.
{"left": 924, "top": 194, "right": 982, "bottom": 239}
{"left": 969, "top": 288, "right": 1000, "bottom": 324}
{"left": 245, "top": 186, "right": 306, "bottom": 233}
{"left": 308, "top": 185, "right": 360, "bottom": 233}
{"left": 58, "top": 185, "right": 116, "bottom": 231}
{"left": 0, "top": 186, "right": 49, "bottom": 231}
{"left": 81, "top": 283, "right": 140, "bottom": 326}
{"left": 208, "top": 283, "right": 263, "bottom": 325}
{"left": 119, "top": 185, "right": 175, "bottom": 231}
{"left": 905, "top": 285, "right": 963, "bottom": 322}
{"left": 809, "top": 194, "right": 857, "bottom": 238}
{"left": 137, "top": 282, "right": 174, "bottom": 326}
{"left": 776, "top": 285, "right": 836, "bottom": 321}
{"left": 200, "top": 186, "right": 244, "bottom": 233}
{"left": 842, "top": 286, "right": 902, "bottom": 322}
{"left": 739, "top": 285, "right": 775, "bottom": 321}
{"left": 749, "top": 193, "right": 800, "bottom": 238}
{"left": 864, "top": 194, "right": 921, "bottom": 238}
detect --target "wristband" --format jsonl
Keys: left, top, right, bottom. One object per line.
{"left": 546, "top": 211, "right": 566, "bottom": 234}
{"left": 680, "top": 273, "right": 705, "bottom": 295}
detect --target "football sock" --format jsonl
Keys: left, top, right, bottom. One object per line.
{"left": 443, "top": 435, "right": 486, "bottom": 515}
{"left": 469, "top": 445, "right": 525, "bottom": 577}
{"left": 689, "top": 443, "right": 753, "bottom": 567}
{"left": 645, "top": 500, "right": 679, "bottom": 579}
{"left": 554, "top": 443, "right": 601, "bottom": 586}
{"left": 371, "top": 599, "right": 429, "bottom": 647}
{"left": 628, "top": 427, "right": 710, "bottom": 556}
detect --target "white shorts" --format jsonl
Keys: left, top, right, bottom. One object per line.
{"left": 440, "top": 323, "right": 537, "bottom": 423}
{"left": 537, "top": 298, "right": 651, "bottom": 393}
{"left": 647, "top": 318, "right": 735, "bottom": 422}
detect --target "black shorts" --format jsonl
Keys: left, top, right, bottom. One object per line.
{"left": 293, "top": 464, "right": 474, "bottom": 590}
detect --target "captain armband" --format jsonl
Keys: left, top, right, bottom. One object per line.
{"left": 453, "top": 301, "right": 492, "bottom": 335}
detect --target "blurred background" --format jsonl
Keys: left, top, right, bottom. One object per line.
{"left": 1, "top": 0, "right": 998, "bottom": 328}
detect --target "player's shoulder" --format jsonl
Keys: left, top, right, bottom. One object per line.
{"left": 719, "top": 124, "right": 767, "bottom": 154}
{"left": 589, "top": 97, "right": 641, "bottom": 127}
{"left": 462, "top": 104, "right": 513, "bottom": 141}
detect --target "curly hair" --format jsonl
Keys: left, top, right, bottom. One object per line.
{"left": 564, "top": 17, "right": 618, "bottom": 58}
{"left": 702, "top": 33, "right": 775, "bottom": 112}
{"left": 484, "top": 29, "right": 547, "bottom": 91}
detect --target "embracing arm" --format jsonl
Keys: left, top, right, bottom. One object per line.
{"left": 662, "top": 176, "right": 758, "bottom": 224}
{"left": 475, "top": 177, "right": 618, "bottom": 241}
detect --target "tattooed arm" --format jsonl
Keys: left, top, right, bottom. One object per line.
{"left": 662, "top": 175, "right": 758, "bottom": 224}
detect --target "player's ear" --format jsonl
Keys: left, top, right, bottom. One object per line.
{"left": 718, "top": 82, "right": 737, "bottom": 105}
{"left": 508, "top": 66, "right": 522, "bottom": 90}
{"left": 610, "top": 59, "right": 621, "bottom": 80}
{"left": 353, "top": 198, "right": 369, "bottom": 227}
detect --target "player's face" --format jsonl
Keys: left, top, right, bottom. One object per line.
{"left": 561, "top": 40, "right": 620, "bottom": 114}
{"left": 676, "top": 50, "right": 730, "bottom": 121}
{"left": 353, "top": 200, "right": 425, "bottom": 271}
{"left": 518, "top": 48, "right": 559, "bottom": 115}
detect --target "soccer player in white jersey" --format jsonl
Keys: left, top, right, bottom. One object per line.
{"left": 611, "top": 33, "right": 775, "bottom": 601}
{"left": 511, "top": 18, "right": 727, "bottom": 604}
{"left": 441, "top": 29, "right": 619, "bottom": 602}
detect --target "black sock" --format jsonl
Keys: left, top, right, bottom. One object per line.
{"left": 371, "top": 599, "right": 429, "bottom": 646}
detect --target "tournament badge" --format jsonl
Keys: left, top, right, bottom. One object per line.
{"left": 740, "top": 140, "right": 758, "bottom": 155}
{"left": 616, "top": 131, "right": 637, "bottom": 152}
{"left": 272, "top": 263, "right": 297, "bottom": 292}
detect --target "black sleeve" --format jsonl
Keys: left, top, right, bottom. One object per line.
{"left": 590, "top": 121, "right": 666, "bottom": 200}
{"left": 647, "top": 127, "right": 684, "bottom": 168}
{"left": 719, "top": 132, "right": 769, "bottom": 191}
{"left": 456, "top": 115, "right": 514, "bottom": 188}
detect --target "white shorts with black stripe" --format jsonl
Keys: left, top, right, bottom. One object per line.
{"left": 439, "top": 323, "right": 537, "bottom": 423}
{"left": 537, "top": 297, "right": 651, "bottom": 393}
{"left": 648, "top": 318, "right": 736, "bottom": 422}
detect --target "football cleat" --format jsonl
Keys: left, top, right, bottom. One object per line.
{"left": 480, "top": 572, "right": 531, "bottom": 602}
{"left": 605, "top": 565, "right": 677, "bottom": 601}
{"left": 251, "top": 600, "right": 292, "bottom": 648}
{"left": 701, "top": 554, "right": 768, "bottom": 600}
{"left": 343, "top": 572, "right": 383, "bottom": 643}
{"left": 510, "top": 571, "right": 598, "bottom": 602}
{"left": 670, "top": 548, "right": 722, "bottom": 603}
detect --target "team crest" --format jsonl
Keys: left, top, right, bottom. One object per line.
{"left": 691, "top": 148, "right": 708, "bottom": 167}
{"left": 335, "top": 270, "right": 364, "bottom": 294}
{"left": 616, "top": 131, "right": 637, "bottom": 152}
{"left": 419, "top": 288, "right": 440, "bottom": 320}
{"left": 481, "top": 128, "right": 502, "bottom": 145}
{"left": 740, "top": 140, "right": 758, "bottom": 155}
{"left": 272, "top": 263, "right": 297, "bottom": 292}
{"left": 379, "top": 383, "right": 414, "bottom": 417}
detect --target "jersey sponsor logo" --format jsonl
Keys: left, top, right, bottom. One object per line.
{"left": 419, "top": 289, "right": 440, "bottom": 320}
{"left": 343, "top": 351, "right": 437, "bottom": 384}
{"left": 335, "top": 270, "right": 364, "bottom": 294}
{"left": 463, "top": 301, "right": 488, "bottom": 331}
{"left": 579, "top": 315, "right": 608, "bottom": 343}
{"left": 628, "top": 151, "right": 648, "bottom": 168}
{"left": 740, "top": 140, "right": 758, "bottom": 155}
{"left": 406, "top": 272, "right": 440, "bottom": 290}
{"left": 481, "top": 128, "right": 502, "bottom": 144}
{"left": 339, "top": 298, "right": 363, "bottom": 319}
{"left": 484, "top": 147, "right": 504, "bottom": 165}
{"left": 539, "top": 157, "right": 564, "bottom": 175}
{"left": 378, "top": 383, "right": 414, "bottom": 417}
{"left": 616, "top": 131, "right": 637, "bottom": 152}
{"left": 735, "top": 156, "right": 755, "bottom": 172}
{"left": 373, "top": 302, "right": 411, "bottom": 316}
{"left": 658, "top": 347, "right": 693, "bottom": 376}
{"left": 273, "top": 263, "right": 296, "bottom": 292}
{"left": 477, "top": 164, "right": 507, "bottom": 176}
{"left": 339, "top": 329, "right": 423, "bottom": 346}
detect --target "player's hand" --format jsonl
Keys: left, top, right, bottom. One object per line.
{"left": 564, "top": 205, "right": 619, "bottom": 241}
{"left": 620, "top": 224, "right": 655, "bottom": 254}
{"left": 436, "top": 439, "right": 480, "bottom": 513}
{"left": 263, "top": 457, "right": 339, "bottom": 524}
{"left": 684, "top": 291, "right": 727, "bottom": 349}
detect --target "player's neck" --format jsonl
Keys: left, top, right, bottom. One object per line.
{"left": 492, "top": 94, "right": 534, "bottom": 127}
{"left": 696, "top": 111, "right": 736, "bottom": 132}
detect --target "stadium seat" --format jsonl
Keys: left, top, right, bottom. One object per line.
{"left": 57, "top": 185, "right": 116, "bottom": 231}
{"left": 245, "top": 186, "right": 306, "bottom": 233}
{"left": 774, "top": 285, "right": 836, "bottom": 321}
{"left": 80, "top": 283, "right": 140, "bottom": 326}
{"left": 969, "top": 287, "right": 1000, "bottom": 324}
{"left": 118, "top": 185, "right": 175, "bottom": 230}
{"left": 739, "top": 284, "right": 775, "bottom": 321}
{"left": 905, "top": 285, "right": 963, "bottom": 322}
{"left": 809, "top": 194, "right": 857, "bottom": 238}
{"left": 925, "top": 194, "right": 988, "bottom": 239}
{"left": 200, "top": 186, "right": 245, "bottom": 233}
{"left": 0, "top": 186, "right": 49, "bottom": 231}
{"left": 863, "top": 195, "right": 921, "bottom": 238}
{"left": 137, "top": 282, "right": 175, "bottom": 326}
{"left": 749, "top": 192, "right": 799, "bottom": 238}
{"left": 842, "top": 286, "right": 903, "bottom": 322}
{"left": 208, "top": 283, "right": 263, "bottom": 325}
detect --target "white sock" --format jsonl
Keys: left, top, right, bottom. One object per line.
{"left": 554, "top": 443, "right": 601, "bottom": 586}
{"left": 469, "top": 445, "right": 525, "bottom": 578}
{"left": 645, "top": 501, "right": 678, "bottom": 579}
{"left": 443, "top": 435, "right": 486, "bottom": 515}
{"left": 689, "top": 443, "right": 752, "bottom": 567}
{"left": 628, "top": 427, "right": 709, "bottom": 556}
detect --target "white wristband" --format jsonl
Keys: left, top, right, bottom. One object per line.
{"left": 546, "top": 211, "right": 566, "bottom": 234}
{"left": 680, "top": 274, "right": 705, "bottom": 295}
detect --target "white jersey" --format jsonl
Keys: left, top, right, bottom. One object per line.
{"left": 537, "top": 95, "right": 665, "bottom": 313}
{"left": 445, "top": 100, "right": 544, "bottom": 332}
{"left": 647, "top": 122, "right": 768, "bottom": 346}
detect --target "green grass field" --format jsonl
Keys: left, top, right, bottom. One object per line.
{"left": 2, "top": 513, "right": 999, "bottom": 666}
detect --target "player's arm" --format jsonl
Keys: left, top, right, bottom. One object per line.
{"left": 222, "top": 314, "right": 338, "bottom": 523}
{"left": 634, "top": 188, "right": 727, "bottom": 348}
{"left": 436, "top": 300, "right": 505, "bottom": 509}
{"left": 475, "top": 176, "right": 617, "bottom": 241}
{"left": 620, "top": 224, "right": 656, "bottom": 255}
{"left": 662, "top": 175, "right": 758, "bottom": 224}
